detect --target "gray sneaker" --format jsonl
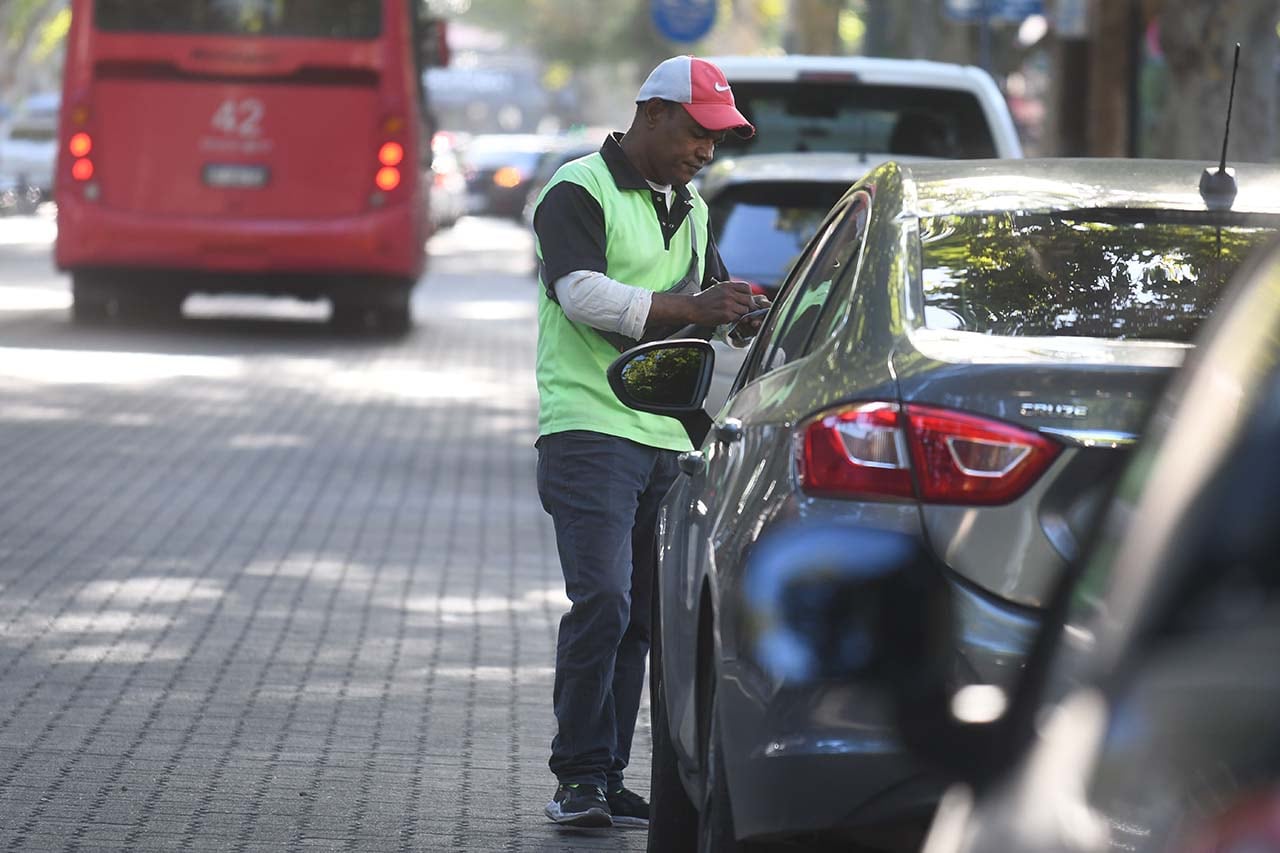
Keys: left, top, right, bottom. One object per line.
{"left": 545, "top": 783, "right": 612, "bottom": 828}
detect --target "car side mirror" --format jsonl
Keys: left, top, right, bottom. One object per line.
{"left": 607, "top": 340, "right": 715, "bottom": 446}
{"left": 744, "top": 522, "right": 1034, "bottom": 789}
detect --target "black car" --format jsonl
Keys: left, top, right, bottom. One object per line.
{"left": 746, "top": 232, "right": 1280, "bottom": 853}
{"left": 607, "top": 159, "right": 1280, "bottom": 851}
{"left": 699, "top": 153, "right": 871, "bottom": 300}
{"left": 462, "top": 133, "right": 555, "bottom": 219}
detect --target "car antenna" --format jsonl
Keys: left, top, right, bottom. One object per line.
{"left": 1199, "top": 43, "right": 1240, "bottom": 211}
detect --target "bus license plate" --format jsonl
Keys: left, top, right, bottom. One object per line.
{"left": 203, "top": 164, "right": 269, "bottom": 188}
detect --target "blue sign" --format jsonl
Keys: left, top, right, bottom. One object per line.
{"left": 944, "top": 0, "right": 1043, "bottom": 22}
{"left": 651, "top": 0, "right": 717, "bottom": 43}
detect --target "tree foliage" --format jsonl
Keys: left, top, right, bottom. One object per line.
{"left": 1, "top": 0, "right": 68, "bottom": 103}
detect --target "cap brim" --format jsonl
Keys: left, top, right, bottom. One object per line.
{"left": 682, "top": 103, "right": 755, "bottom": 139}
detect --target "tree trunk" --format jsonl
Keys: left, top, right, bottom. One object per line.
{"left": 1154, "top": 0, "right": 1280, "bottom": 161}
{"left": 1087, "top": 0, "right": 1140, "bottom": 156}
{"left": 788, "top": 0, "right": 842, "bottom": 55}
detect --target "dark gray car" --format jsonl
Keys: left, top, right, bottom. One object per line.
{"left": 609, "top": 159, "right": 1280, "bottom": 851}
{"left": 744, "top": 233, "right": 1280, "bottom": 853}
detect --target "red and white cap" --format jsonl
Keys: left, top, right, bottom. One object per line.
{"left": 636, "top": 55, "right": 755, "bottom": 138}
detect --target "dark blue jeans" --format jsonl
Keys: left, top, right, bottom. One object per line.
{"left": 536, "top": 430, "right": 680, "bottom": 792}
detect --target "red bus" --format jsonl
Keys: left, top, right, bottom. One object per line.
{"left": 55, "top": 0, "right": 445, "bottom": 334}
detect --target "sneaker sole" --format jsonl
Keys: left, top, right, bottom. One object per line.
{"left": 544, "top": 803, "right": 613, "bottom": 828}
{"left": 610, "top": 815, "right": 648, "bottom": 828}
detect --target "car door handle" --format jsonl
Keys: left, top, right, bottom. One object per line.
{"left": 677, "top": 451, "right": 706, "bottom": 475}
{"left": 714, "top": 418, "right": 743, "bottom": 444}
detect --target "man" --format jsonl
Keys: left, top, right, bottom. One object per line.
{"left": 532, "top": 55, "right": 765, "bottom": 829}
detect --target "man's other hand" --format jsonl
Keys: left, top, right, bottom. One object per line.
{"left": 730, "top": 294, "right": 772, "bottom": 339}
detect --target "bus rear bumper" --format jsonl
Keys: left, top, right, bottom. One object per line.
{"left": 55, "top": 199, "right": 427, "bottom": 281}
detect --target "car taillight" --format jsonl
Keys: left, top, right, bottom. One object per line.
{"left": 797, "top": 402, "right": 1060, "bottom": 505}
{"left": 798, "top": 403, "right": 914, "bottom": 499}
{"left": 493, "top": 166, "right": 522, "bottom": 188}
{"left": 1179, "top": 788, "right": 1280, "bottom": 853}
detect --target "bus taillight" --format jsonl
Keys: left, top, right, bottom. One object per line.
{"left": 378, "top": 142, "right": 404, "bottom": 167}
{"left": 376, "top": 166, "right": 401, "bottom": 192}
{"left": 71, "top": 158, "right": 95, "bottom": 182}
{"left": 69, "top": 133, "right": 93, "bottom": 158}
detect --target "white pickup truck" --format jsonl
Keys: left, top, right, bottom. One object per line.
{"left": 706, "top": 54, "right": 1023, "bottom": 161}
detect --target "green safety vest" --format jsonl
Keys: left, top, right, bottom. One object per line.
{"left": 533, "top": 153, "right": 709, "bottom": 451}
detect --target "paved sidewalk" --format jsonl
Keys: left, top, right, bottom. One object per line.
{"left": 0, "top": 218, "right": 650, "bottom": 851}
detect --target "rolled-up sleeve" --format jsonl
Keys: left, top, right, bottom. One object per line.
{"left": 533, "top": 182, "right": 608, "bottom": 299}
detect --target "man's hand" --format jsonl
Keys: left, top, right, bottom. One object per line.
{"left": 689, "top": 279, "right": 756, "bottom": 326}
{"left": 646, "top": 280, "right": 759, "bottom": 338}
{"left": 730, "top": 294, "right": 772, "bottom": 339}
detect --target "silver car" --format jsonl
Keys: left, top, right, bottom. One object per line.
{"left": 609, "top": 158, "right": 1280, "bottom": 851}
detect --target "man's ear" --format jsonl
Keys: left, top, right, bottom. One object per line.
{"left": 641, "top": 98, "right": 669, "bottom": 129}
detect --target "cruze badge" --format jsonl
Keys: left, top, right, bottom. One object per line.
{"left": 1019, "top": 402, "right": 1088, "bottom": 418}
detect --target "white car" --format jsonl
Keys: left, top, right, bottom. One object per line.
{"left": 706, "top": 54, "right": 1023, "bottom": 161}
{"left": 0, "top": 92, "right": 60, "bottom": 202}
{"left": 697, "top": 56, "right": 1022, "bottom": 411}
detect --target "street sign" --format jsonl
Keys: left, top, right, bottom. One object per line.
{"left": 943, "top": 0, "right": 1043, "bottom": 22}
{"left": 650, "top": 0, "right": 717, "bottom": 43}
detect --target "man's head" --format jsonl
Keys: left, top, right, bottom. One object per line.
{"left": 625, "top": 55, "right": 754, "bottom": 186}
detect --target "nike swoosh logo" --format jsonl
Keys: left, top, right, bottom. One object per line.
{"left": 714, "top": 82, "right": 730, "bottom": 92}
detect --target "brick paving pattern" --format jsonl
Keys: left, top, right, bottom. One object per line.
{"left": 0, "top": 218, "right": 648, "bottom": 851}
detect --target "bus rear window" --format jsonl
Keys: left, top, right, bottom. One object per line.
{"left": 93, "top": 0, "right": 382, "bottom": 39}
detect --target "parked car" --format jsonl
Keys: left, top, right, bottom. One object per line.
{"left": 428, "top": 130, "right": 469, "bottom": 231}
{"left": 463, "top": 133, "right": 555, "bottom": 218}
{"left": 521, "top": 136, "right": 601, "bottom": 231}
{"left": 0, "top": 92, "right": 59, "bottom": 207}
{"left": 706, "top": 55, "right": 1023, "bottom": 160}
{"left": 743, "top": 230, "right": 1280, "bottom": 853}
{"left": 699, "top": 153, "right": 872, "bottom": 413}
{"left": 605, "top": 158, "right": 1280, "bottom": 851}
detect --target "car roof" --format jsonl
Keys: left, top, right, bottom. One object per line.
{"left": 705, "top": 54, "right": 994, "bottom": 91}
{"left": 896, "top": 158, "right": 1280, "bottom": 216}
{"left": 465, "top": 133, "right": 555, "bottom": 153}
{"left": 699, "top": 152, "right": 927, "bottom": 198}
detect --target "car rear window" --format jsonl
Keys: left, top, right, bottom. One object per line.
{"left": 93, "top": 0, "right": 382, "bottom": 39}
{"left": 716, "top": 83, "right": 996, "bottom": 158}
{"left": 919, "top": 210, "right": 1280, "bottom": 340}
{"left": 709, "top": 182, "right": 848, "bottom": 291}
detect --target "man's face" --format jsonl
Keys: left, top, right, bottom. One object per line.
{"left": 649, "top": 102, "right": 727, "bottom": 186}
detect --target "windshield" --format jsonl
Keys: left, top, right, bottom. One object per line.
{"left": 919, "top": 211, "right": 1280, "bottom": 341}
{"left": 93, "top": 0, "right": 383, "bottom": 39}
{"left": 709, "top": 182, "right": 848, "bottom": 291}
{"left": 716, "top": 82, "right": 996, "bottom": 158}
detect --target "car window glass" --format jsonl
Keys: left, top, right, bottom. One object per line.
{"left": 808, "top": 191, "right": 872, "bottom": 346}
{"left": 760, "top": 197, "right": 869, "bottom": 373}
{"left": 709, "top": 181, "right": 849, "bottom": 294}
{"left": 920, "top": 211, "right": 1280, "bottom": 341}
{"left": 715, "top": 83, "right": 996, "bottom": 158}
{"left": 740, "top": 203, "right": 847, "bottom": 384}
